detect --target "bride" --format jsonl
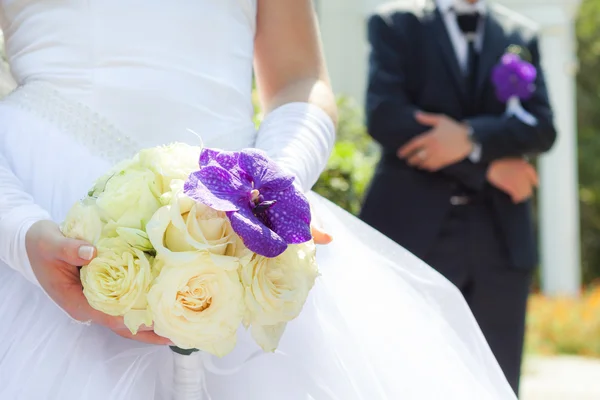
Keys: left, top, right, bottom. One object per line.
{"left": 0, "top": 1, "right": 516, "bottom": 399}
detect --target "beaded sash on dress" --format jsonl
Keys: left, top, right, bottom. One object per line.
{"left": 2, "top": 81, "right": 141, "bottom": 165}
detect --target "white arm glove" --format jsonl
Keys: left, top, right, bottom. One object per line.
{"left": 0, "top": 152, "right": 51, "bottom": 285}
{"left": 254, "top": 102, "right": 336, "bottom": 193}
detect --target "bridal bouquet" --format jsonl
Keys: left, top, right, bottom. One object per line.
{"left": 61, "top": 143, "right": 318, "bottom": 356}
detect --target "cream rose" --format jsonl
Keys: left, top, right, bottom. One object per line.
{"left": 61, "top": 198, "right": 104, "bottom": 245}
{"left": 80, "top": 237, "right": 154, "bottom": 333}
{"left": 95, "top": 166, "right": 162, "bottom": 235}
{"left": 147, "top": 253, "right": 244, "bottom": 356}
{"left": 115, "top": 227, "right": 154, "bottom": 253}
{"left": 226, "top": 231, "right": 253, "bottom": 266}
{"left": 87, "top": 158, "right": 138, "bottom": 198}
{"left": 240, "top": 241, "right": 319, "bottom": 352}
{"left": 137, "top": 143, "right": 200, "bottom": 193}
{"left": 147, "top": 189, "right": 238, "bottom": 263}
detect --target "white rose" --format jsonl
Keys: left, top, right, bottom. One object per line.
{"left": 226, "top": 231, "right": 253, "bottom": 266}
{"left": 240, "top": 241, "right": 319, "bottom": 352}
{"left": 61, "top": 198, "right": 104, "bottom": 245}
{"left": 147, "top": 253, "right": 244, "bottom": 356}
{"left": 137, "top": 143, "right": 200, "bottom": 193}
{"left": 115, "top": 227, "right": 154, "bottom": 253}
{"left": 147, "top": 190, "right": 238, "bottom": 263}
{"left": 87, "top": 158, "right": 138, "bottom": 198}
{"left": 80, "top": 237, "right": 154, "bottom": 334}
{"left": 95, "top": 166, "right": 162, "bottom": 234}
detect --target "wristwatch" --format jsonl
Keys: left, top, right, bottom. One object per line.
{"left": 466, "top": 124, "right": 482, "bottom": 163}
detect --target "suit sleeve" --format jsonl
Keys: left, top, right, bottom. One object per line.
{"left": 466, "top": 37, "right": 557, "bottom": 162}
{"left": 365, "top": 13, "right": 488, "bottom": 191}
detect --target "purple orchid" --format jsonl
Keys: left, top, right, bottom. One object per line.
{"left": 184, "top": 148, "right": 312, "bottom": 258}
{"left": 491, "top": 53, "right": 537, "bottom": 103}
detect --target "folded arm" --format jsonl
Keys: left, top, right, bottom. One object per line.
{"left": 365, "top": 13, "right": 487, "bottom": 191}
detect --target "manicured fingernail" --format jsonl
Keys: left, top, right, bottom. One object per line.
{"left": 78, "top": 245, "right": 95, "bottom": 261}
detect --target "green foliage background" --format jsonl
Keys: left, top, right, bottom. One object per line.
{"left": 312, "top": 97, "right": 380, "bottom": 215}
{"left": 253, "top": 94, "right": 380, "bottom": 217}
{"left": 576, "top": 0, "right": 600, "bottom": 284}
{"left": 255, "top": 0, "right": 600, "bottom": 285}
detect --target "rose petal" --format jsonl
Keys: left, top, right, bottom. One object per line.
{"left": 228, "top": 205, "right": 288, "bottom": 258}
{"left": 250, "top": 322, "right": 288, "bottom": 353}
{"left": 238, "top": 149, "right": 294, "bottom": 192}
{"left": 184, "top": 167, "right": 249, "bottom": 212}
{"left": 263, "top": 186, "right": 312, "bottom": 244}
{"left": 124, "top": 309, "right": 153, "bottom": 335}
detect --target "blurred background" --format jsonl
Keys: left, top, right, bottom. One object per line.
{"left": 1, "top": 0, "right": 598, "bottom": 398}
{"left": 306, "top": 0, "right": 596, "bottom": 398}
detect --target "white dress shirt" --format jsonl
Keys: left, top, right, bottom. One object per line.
{"left": 436, "top": 0, "right": 487, "bottom": 162}
{"left": 437, "top": 0, "right": 487, "bottom": 73}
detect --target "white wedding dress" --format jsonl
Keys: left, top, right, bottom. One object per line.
{"left": 0, "top": 1, "right": 517, "bottom": 399}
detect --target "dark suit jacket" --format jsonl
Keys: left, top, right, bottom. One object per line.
{"left": 359, "top": 2, "right": 557, "bottom": 270}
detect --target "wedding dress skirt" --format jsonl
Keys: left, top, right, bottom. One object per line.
{"left": 0, "top": 0, "right": 517, "bottom": 397}
{"left": 0, "top": 83, "right": 516, "bottom": 399}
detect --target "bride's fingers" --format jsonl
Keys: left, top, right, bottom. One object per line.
{"left": 113, "top": 328, "right": 172, "bottom": 345}
{"left": 137, "top": 323, "right": 155, "bottom": 332}
{"left": 311, "top": 224, "right": 333, "bottom": 245}
{"left": 62, "top": 275, "right": 157, "bottom": 333}
{"left": 54, "top": 236, "right": 97, "bottom": 266}
{"left": 63, "top": 284, "right": 127, "bottom": 329}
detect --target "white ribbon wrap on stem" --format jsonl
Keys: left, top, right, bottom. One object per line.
{"left": 505, "top": 96, "right": 537, "bottom": 127}
{"left": 172, "top": 352, "right": 210, "bottom": 400}
{"left": 171, "top": 350, "right": 268, "bottom": 399}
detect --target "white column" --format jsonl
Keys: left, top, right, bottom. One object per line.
{"left": 498, "top": 0, "right": 581, "bottom": 296}
{"left": 317, "top": 0, "right": 368, "bottom": 103}
{"left": 317, "top": 0, "right": 416, "bottom": 104}
{"left": 537, "top": 18, "right": 581, "bottom": 297}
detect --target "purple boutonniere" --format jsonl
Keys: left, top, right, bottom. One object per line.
{"left": 184, "top": 148, "right": 312, "bottom": 258}
{"left": 491, "top": 45, "right": 538, "bottom": 126}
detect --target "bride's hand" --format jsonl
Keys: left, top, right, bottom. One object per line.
{"left": 311, "top": 224, "right": 333, "bottom": 245}
{"left": 25, "top": 220, "right": 170, "bottom": 345}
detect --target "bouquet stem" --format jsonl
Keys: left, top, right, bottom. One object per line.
{"left": 170, "top": 347, "right": 209, "bottom": 400}
{"left": 170, "top": 346, "right": 199, "bottom": 356}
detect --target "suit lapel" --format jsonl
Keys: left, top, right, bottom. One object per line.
{"left": 475, "top": 14, "right": 507, "bottom": 101}
{"left": 427, "top": 8, "right": 468, "bottom": 102}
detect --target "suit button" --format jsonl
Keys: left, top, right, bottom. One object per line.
{"left": 450, "top": 195, "right": 470, "bottom": 206}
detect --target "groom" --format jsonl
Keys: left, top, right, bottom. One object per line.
{"left": 360, "top": 0, "right": 556, "bottom": 394}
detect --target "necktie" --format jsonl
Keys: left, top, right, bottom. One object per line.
{"left": 456, "top": 12, "right": 480, "bottom": 112}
